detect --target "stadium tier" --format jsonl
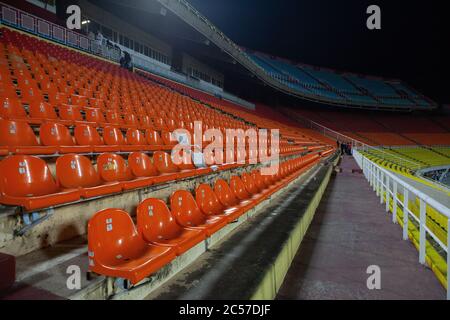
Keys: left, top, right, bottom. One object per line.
{"left": 0, "top": 0, "right": 448, "bottom": 302}
{"left": 286, "top": 108, "right": 450, "bottom": 147}
{"left": 248, "top": 52, "right": 436, "bottom": 110}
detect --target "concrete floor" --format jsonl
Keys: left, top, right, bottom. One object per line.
{"left": 277, "top": 155, "right": 446, "bottom": 300}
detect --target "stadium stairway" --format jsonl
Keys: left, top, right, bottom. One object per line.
{"left": 276, "top": 156, "right": 446, "bottom": 299}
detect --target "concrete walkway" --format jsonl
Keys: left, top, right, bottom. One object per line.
{"left": 277, "top": 155, "right": 446, "bottom": 300}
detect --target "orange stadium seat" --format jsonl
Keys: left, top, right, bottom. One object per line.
{"left": 153, "top": 151, "right": 179, "bottom": 178}
{"left": 58, "top": 104, "right": 83, "bottom": 124}
{"left": 29, "top": 102, "right": 58, "bottom": 122}
{"left": 97, "top": 153, "right": 134, "bottom": 185}
{"left": 195, "top": 183, "right": 238, "bottom": 222}
{"left": 73, "top": 124, "right": 119, "bottom": 152}
{"left": 122, "top": 152, "right": 157, "bottom": 190}
{"left": 241, "top": 172, "right": 260, "bottom": 194}
{"left": 102, "top": 126, "right": 126, "bottom": 150}
{"left": 39, "top": 122, "right": 92, "bottom": 153}
{"left": 88, "top": 209, "right": 176, "bottom": 284}
{"left": 56, "top": 154, "right": 122, "bottom": 198}
{"left": 0, "top": 155, "right": 80, "bottom": 210}
{"left": 0, "top": 97, "right": 27, "bottom": 120}
{"left": 170, "top": 190, "right": 228, "bottom": 236}
{"left": 0, "top": 119, "right": 57, "bottom": 155}
{"left": 123, "top": 128, "right": 150, "bottom": 151}
{"left": 229, "top": 175, "right": 251, "bottom": 201}
{"left": 84, "top": 108, "right": 107, "bottom": 126}
{"left": 136, "top": 198, "right": 205, "bottom": 255}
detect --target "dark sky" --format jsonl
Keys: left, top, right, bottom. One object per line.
{"left": 188, "top": 0, "right": 446, "bottom": 103}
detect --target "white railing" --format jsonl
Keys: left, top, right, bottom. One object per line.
{"left": 353, "top": 149, "right": 449, "bottom": 299}
{"left": 0, "top": 2, "right": 121, "bottom": 61}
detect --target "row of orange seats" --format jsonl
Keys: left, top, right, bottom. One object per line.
{"left": 1, "top": 97, "right": 241, "bottom": 131}
{"left": 0, "top": 151, "right": 231, "bottom": 211}
{"left": 0, "top": 120, "right": 176, "bottom": 155}
{"left": 87, "top": 154, "right": 321, "bottom": 284}
{"left": 0, "top": 119, "right": 293, "bottom": 156}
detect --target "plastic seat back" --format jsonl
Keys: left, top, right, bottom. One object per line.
{"left": 74, "top": 124, "right": 103, "bottom": 146}
{"left": 56, "top": 154, "right": 101, "bottom": 189}
{"left": 128, "top": 152, "right": 158, "bottom": 177}
{"left": 1, "top": 97, "right": 26, "bottom": 119}
{"left": 40, "top": 122, "right": 75, "bottom": 146}
{"left": 145, "top": 129, "right": 164, "bottom": 146}
{"left": 0, "top": 155, "right": 59, "bottom": 197}
{"left": 213, "top": 179, "right": 239, "bottom": 207}
{"left": 161, "top": 131, "right": 177, "bottom": 146}
{"left": 59, "top": 104, "right": 83, "bottom": 122}
{"left": 196, "top": 184, "right": 224, "bottom": 216}
{"left": 29, "top": 102, "right": 58, "bottom": 120}
{"left": 230, "top": 176, "right": 251, "bottom": 200}
{"left": 125, "top": 114, "right": 138, "bottom": 127}
{"left": 106, "top": 111, "right": 122, "bottom": 125}
{"left": 85, "top": 108, "right": 106, "bottom": 124}
{"left": 103, "top": 126, "right": 125, "bottom": 146}
{"left": 139, "top": 116, "right": 151, "bottom": 128}
{"left": 0, "top": 119, "right": 39, "bottom": 147}
{"left": 170, "top": 190, "right": 206, "bottom": 227}
{"left": 252, "top": 170, "right": 267, "bottom": 190}
{"left": 88, "top": 209, "right": 147, "bottom": 267}
{"left": 137, "top": 198, "right": 183, "bottom": 243}
{"left": 153, "top": 151, "right": 179, "bottom": 174}
{"left": 241, "top": 172, "right": 259, "bottom": 194}
{"left": 126, "top": 129, "right": 146, "bottom": 145}
{"left": 97, "top": 153, "right": 133, "bottom": 182}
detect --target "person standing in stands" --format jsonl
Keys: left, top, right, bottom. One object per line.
{"left": 96, "top": 30, "right": 104, "bottom": 46}
{"left": 340, "top": 141, "right": 346, "bottom": 155}
{"left": 346, "top": 142, "right": 352, "bottom": 155}
{"left": 124, "top": 51, "right": 132, "bottom": 71}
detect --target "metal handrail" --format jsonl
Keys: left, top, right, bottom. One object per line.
{"left": 354, "top": 149, "right": 449, "bottom": 299}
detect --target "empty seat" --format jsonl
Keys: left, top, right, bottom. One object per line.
{"left": 170, "top": 190, "right": 228, "bottom": 236}
{"left": 0, "top": 97, "right": 27, "bottom": 120}
{"left": 74, "top": 124, "right": 120, "bottom": 152}
{"left": 29, "top": 102, "right": 58, "bottom": 121}
{"left": 102, "top": 126, "right": 126, "bottom": 148}
{"left": 153, "top": 151, "right": 179, "bottom": 176}
{"left": 56, "top": 154, "right": 122, "bottom": 198}
{"left": 137, "top": 198, "right": 205, "bottom": 255}
{"left": 161, "top": 131, "right": 177, "bottom": 146}
{"left": 0, "top": 155, "right": 80, "bottom": 210}
{"left": 251, "top": 170, "right": 268, "bottom": 190}
{"left": 85, "top": 108, "right": 106, "bottom": 126}
{"left": 213, "top": 179, "right": 240, "bottom": 208}
{"left": 229, "top": 176, "right": 251, "bottom": 200}
{"left": 97, "top": 153, "right": 134, "bottom": 184}
{"left": 123, "top": 129, "right": 150, "bottom": 151}
{"left": 196, "top": 183, "right": 244, "bottom": 222}
{"left": 241, "top": 172, "right": 260, "bottom": 194}
{"left": 195, "top": 184, "right": 225, "bottom": 216}
{"left": 40, "top": 122, "right": 92, "bottom": 153}
{"left": 88, "top": 209, "right": 176, "bottom": 284}
{"left": 59, "top": 104, "right": 83, "bottom": 124}
{"left": 122, "top": 152, "right": 159, "bottom": 190}
{"left": 105, "top": 111, "right": 123, "bottom": 126}
{"left": 0, "top": 119, "right": 57, "bottom": 154}
{"left": 146, "top": 129, "right": 171, "bottom": 151}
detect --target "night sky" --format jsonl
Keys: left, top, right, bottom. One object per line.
{"left": 188, "top": 0, "right": 446, "bottom": 103}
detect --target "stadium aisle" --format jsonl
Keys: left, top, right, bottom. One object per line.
{"left": 276, "top": 156, "right": 446, "bottom": 300}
